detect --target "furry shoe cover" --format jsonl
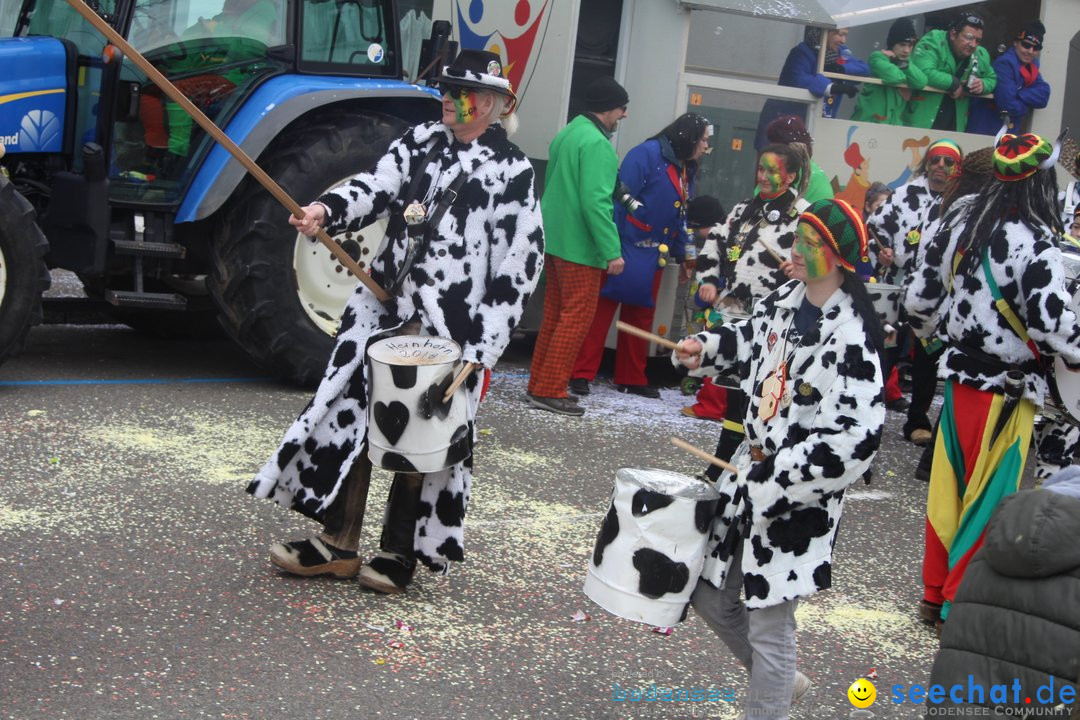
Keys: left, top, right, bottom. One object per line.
{"left": 357, "top": 551, "right": 416, "bottom": 594}
{"left": 269, "top": 537, "right": 361, "bottom": 579}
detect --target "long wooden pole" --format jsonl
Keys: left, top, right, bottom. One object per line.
{"left": 65, "top": 0, "right": 390, "bottom": 303}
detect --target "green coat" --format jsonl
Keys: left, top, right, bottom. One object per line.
{"left": 902, "top": 29, "right": 996, "bottom": 130}
{"left": 804, "top": 161, "right": 834, "bottom": 203}
{"left": 540, "top": 114, "right": 621, "bottom": 268}
{"left": 851, "top": 51, "right": 928, "bottom": 125}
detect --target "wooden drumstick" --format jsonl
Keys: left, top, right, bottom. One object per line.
{"left": 615, "top": 321, "right": 679, "bottom": 350}
{"left": 670, "top": 437, "right": 738, "bottom": 475}
{"left": 758, "top": 238, "right": 785, "bottom": 265}
{"left": 442, "top": 362, "right": 477, "bottom": 403}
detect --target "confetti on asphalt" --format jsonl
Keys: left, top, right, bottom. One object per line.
{"left": 651, "top": 626, "right": 674, "bottom": 636}
{"left": 374, "top": 658, "right": 386, "bottom": 665}
{"left": 570, "top": 610, "right": 590, "bottom": 623}
{"left": 364, "top": 624, "right": 386, "bottom": 633}
{"left": 386, "top": 640, "right": 405, "bottom": 649}
{"left": 867, "top": 668, "right": 879, "bottom": 679}
{"left": 394, "top": 619, "right": 413, "bottom": 631}
{"left": 47, "top": 456, "right": 60, "bottom": 468}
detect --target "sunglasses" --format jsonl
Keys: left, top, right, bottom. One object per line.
{"left": 929, "top": 155, "right": 958, "bottom": 168}
{"left": 439, "top": 83, "right": 471, "bottom": 99}
{"left": 1019, "top": 40, "right": 1040, "bottom": 50}
{"left": 960, "top": 14, "right": 984, "bottom": 28}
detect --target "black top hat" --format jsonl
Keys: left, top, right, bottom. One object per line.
{"left": 435, "top": 49, "right": 515, "bottom": 99}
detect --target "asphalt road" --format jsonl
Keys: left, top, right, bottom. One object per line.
{"left": 0, "top": 321, "right": 975, "bottom": 719}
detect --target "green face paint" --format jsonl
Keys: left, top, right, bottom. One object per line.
{"left": 758, "top": 153, "right": 788, "bottom": 198}
{"left": 795, "top": 222, "right": 836, "bottom": 279}
{"left": 452, "top": 90, "right": 479, "bottom": 124}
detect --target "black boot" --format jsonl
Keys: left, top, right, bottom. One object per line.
{"left": 358, "top": 473, "right": 423, "bottom": 594}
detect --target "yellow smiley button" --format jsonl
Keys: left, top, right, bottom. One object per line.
{"left": 847, "top": 678, "right": 877, "bottom": 709}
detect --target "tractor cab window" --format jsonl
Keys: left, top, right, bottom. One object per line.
{"left": 129, "top": 0, "right": 285, "bottom": 54}
{"left": 17, "top": 0, "right": 118, "bottom": 56}
{"left": 299, "top": 0, "right": 397, "bottom": 76}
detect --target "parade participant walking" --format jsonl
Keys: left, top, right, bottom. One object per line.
{"left": 526, "top": 77, "right": 628, "bottom": 416}
{"left": 867, "top": 139, "right": 962, "bottom": 446}
{"left": 764, "top": 115, "right": 832, "bottom": 204}
{"left": 967, "top": 20, "right": 1050, "bottom": 135}
{"left": 905, "top": 130, "right": 1080, "bottom": 626}
{"left": 249, "top": 50, "right": 543, "bottom": 593}
{"left": 674, "top": 199, "right": 885, "bottom": 720}
{"left": 693, "top": 143, "right": 809, "bottom": 476}
{"left": 904, "top": 12, "right": 996, "bottom": 131}
{"left": 851, "top": 18, "right": 927, "bottom": 126}
{"left": 570, "top": 113, "right": 711, "bottom": 398}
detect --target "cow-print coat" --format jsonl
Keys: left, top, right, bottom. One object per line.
{"left": 678, "top": 281, "right": 885, "bottom": 608}
{"left": 866, "top": 176, "right": 942, "bottom": 283}
{"left": 695, "top": 190, "right": 808, "bottom": 314}
{"left": 904, "top": 198, "right": 1080, "bottom": 407}
{"left": 248, "top": 121, "right": 544, "bottom": 572}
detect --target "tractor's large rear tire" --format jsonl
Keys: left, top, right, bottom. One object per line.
{"left": 207, "top": 110, "right": 409, "bottom": 387}
{"left": 0, "top": 174, "right": 51, "bottom": 366}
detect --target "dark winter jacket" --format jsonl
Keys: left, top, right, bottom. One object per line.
{"left": 967, "top": 46, "right": 1050, "bottom": 135}
{"left": 928, "top": 476, "right": 1080, "bottom": 711}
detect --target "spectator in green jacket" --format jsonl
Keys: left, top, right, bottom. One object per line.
{"left": 852, "top": 18, "right": 927, "bottom": 125}
{"left": 903, "top": 12, "right": 996, "bottom": 131}
{"left": 526, "top": 77, "right": 628, "bottom": 416}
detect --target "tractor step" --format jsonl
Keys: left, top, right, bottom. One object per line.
{"left": 105, "top": 290, "right": 187, "bottom": 311}
{"left": 112, "top": 239, "right": 186, "bottom": 259}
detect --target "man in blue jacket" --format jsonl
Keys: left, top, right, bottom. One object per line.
{"left": 967, "top": 20, "right": 1050, "bottom": 135}
{"left": 754, "top": 26, "right": 869, "bottom": 151}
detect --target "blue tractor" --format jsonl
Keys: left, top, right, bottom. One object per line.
{"left": 0, "top": 0, "right": 445, "bottom": 383}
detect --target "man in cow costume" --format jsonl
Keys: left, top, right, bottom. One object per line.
{"left": 867, "top": 139, "right": 964, "bottom": 447}
{"left": 905, "top": 130, "right": 1080, "bottom": 628}
{"left": 249, "top": 50, "right": 544, "bottom": 594}
{"left": 675, "top": 199, "right": 886, "bottom": 719}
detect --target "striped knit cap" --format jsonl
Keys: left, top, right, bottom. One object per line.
{"left": 927, "top": 139, "right": 963, "bottom": 168}
{"left": 993, "top": 132, "right": 1053, "bottom": 182}
{"left": 798, "top": 198, "right": 869, "bottom": 274}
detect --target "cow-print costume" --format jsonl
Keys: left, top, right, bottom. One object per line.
{"left": 866, "top": 176, "right": 942, "bottom": 283}
{"left": 677, "top": 281, "right": 885, "bottom": 608}
{"left": 695, "top": 189, "right": 808, "bottom": 313}
{"left": 905, "top": 197, "right": 1080, "bottom": 406}
{"left": 249, "top": 121, "right": 544, "bottom": 572}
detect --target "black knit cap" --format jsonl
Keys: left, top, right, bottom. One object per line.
{"left": 1016, "top": 20, "right": 1045, "bottom": 49}
{"left": 887, "top": 18, "right": 917, "bottom": 48}
{"left": 687, "top": 195, "right": 726, "bottom": 229}
{"left": 584, "top": 76, "right": 629, "bottom": 113}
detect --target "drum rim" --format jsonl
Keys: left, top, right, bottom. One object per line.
{"left": 367, "top": 334, "right": 463, "bottom": 365}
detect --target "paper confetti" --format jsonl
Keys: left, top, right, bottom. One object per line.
{"left": 867, "top": 668, "right": 878, "bottom": 679}
{"left": 47, "top": 457, "right": 61, "bottom": 469}
{"left": 386, "top": 640, "right": 405, "bottom": 649}
{"left": 570, "top": 610, "right": 590, "bottom": 623}
{"left": 651, "top": 626, "right": 674, "bottom": 636}
{"left": 394, "top": 620, "right": 413, "bottom": 632}
{"left": 364, "top": 624, "right": 386, "bottom": 633}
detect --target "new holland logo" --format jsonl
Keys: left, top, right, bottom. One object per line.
{"left": 0, "top": 133, "right": 18, "bottom": 147}
{"left": 18, "top": 109, "right": 61, "bottom": 151}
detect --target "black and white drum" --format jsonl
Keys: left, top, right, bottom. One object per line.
{"left": 366, "top": 335, "right": 471, "bottom": 473}
{"left": 584, "top": 467, "right": 721, "bottom": 626}
{"left": 866, "top": 281, "right": 903, "bottom": 327}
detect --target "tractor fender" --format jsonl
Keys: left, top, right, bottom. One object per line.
{"left": 177, "top": 75, "right": 440, "bottom": 223}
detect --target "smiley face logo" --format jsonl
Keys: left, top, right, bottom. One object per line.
{"left": 847, "top": 678, "right": 876, "bottom": 708}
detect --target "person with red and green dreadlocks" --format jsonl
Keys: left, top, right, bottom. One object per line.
{"left": 904, "top": 130, "right": 1080, "bottom": 630}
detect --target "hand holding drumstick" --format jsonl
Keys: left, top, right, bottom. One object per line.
{"left": 614, "top": 320, "right": 702, "bottom": 369}
{"left": 674, "top": 336, "right": 704, "bottom": 370}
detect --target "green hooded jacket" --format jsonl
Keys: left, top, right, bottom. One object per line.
{"left": 851, "top": 50, "right": 928, "bottom": 125}
{"left": 540, "top": 114, "right": 622, "bottom": 268}
{"left": 902, "top": 29, "right": 996, "bottom": 130}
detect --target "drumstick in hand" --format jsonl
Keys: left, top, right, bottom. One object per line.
{"left": 758, "top": 238, "right": 785, "bottom": 264}
{"left": 670, "top": 436, "right": 738, "bottom": 475}
{"left": 615, "top": 321, "right": 678, "bottom": 350}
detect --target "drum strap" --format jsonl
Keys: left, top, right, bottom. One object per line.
{"left": 980, "top": 250, "right": 1040, "bottom": 361}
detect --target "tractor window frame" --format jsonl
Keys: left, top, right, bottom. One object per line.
{"left": 297, "top": 0, "right": 399, "bottom": 78}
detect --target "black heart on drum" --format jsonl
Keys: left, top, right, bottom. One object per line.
{"left": 373, "top": 401, "right": 411, "bottom": 446}
{"left": 390, "top": 364, "right": 418, "bottom": 389}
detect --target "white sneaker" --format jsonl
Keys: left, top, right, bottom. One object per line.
{"left": 792, "top": 672, "right": 812, "bottom": 703}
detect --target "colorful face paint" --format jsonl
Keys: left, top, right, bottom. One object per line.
{"left": 795, "top": 222, "right": 836, "bottom": 279}
{"left": 758, "top": 153, "right": 789, "bottom": 199}
{"left": 452, "top": 90, "right": 479, "bottom": 124}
